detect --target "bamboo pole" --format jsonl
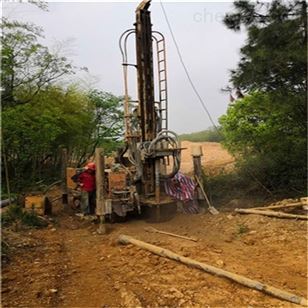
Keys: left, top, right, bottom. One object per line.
{"left": 144, "top": 226, "right": 198, "bottom": 242}
{"left": 235, "top": 208, "right": 308, "bottom": 220}
{"left": 250, "top": 202, "right": 305, "bottom": 211}
{"left": 118, "top": 234, "right": 307, "bottom": 306}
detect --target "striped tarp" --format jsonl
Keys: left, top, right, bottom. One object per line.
{"left": 164, "top": 172, "right": 199, "bottom": 214}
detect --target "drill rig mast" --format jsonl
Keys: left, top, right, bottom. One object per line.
{"left": 118, "top": 0, "right": 181, "bottom": 220}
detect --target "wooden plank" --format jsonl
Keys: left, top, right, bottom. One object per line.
{"left": 118, "top": 234, "right": 308, "bottom": 306}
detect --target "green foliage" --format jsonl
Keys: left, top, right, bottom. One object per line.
{"left": 219, "top": 93, "right": 306, "bottom": 156}
{"left": 2, "top": 86, "right": 124, "bottom": 190}
{"left": 221, "top": 1, "right": 307, "bottom": 193}
{"left": 1, "top": 17, "right": 124, "bottom": 191}
{"left": 237, "top": 223, "right": 249, "bottom": 235}
{"left": 2, "top": 87, "right": 92, "bottom": 188}
{"left": 1, "top": 205, "right": 48, "bottom": 228}
{"left": 203, "top": 170, "right": 260, "bottom": 203}
{"left": 87, "top": 89, "right": 124, "bottom": 155}
{"left": 219, "top": 92, "right": 306, "bottom": 191}
{"left": 179, "top": 127, "right": 224, "bottom": 142}
{"left": 224, "top": 1, "right": 307, "bottom": 93}
{"left": 1, "top": 18, "right": 75, "bottom": 107}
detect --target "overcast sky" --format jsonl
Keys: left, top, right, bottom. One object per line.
{"left": 4, "top": 1, "right": 246, "bottom": 134}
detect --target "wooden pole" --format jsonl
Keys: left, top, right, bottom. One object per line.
{"left": 95, "top": 148, "right": 106, "bottom": 234}
{"left": 195, "top": 175, "right": 219, "bottom": 215}
{"left": 250, "top": 202, "right": 305, "bottom": 211}
{"left": 61, "top": 148, "right": 68, "bottom": 205}
{"left": 192, "top": 150, "right": 204, "bottom": 203}
{"left": 2, "top": 147, "right": 11, "bottom": 205}
{"left": 235, "top": 208, "right": 308, "bottom": 220}
{"left": 118, "top": 234, "right": 308, "bottom": 306}
{"left": 61, "top": 148, "right": 68, "bottom": 182}
{"left": 144, "top": 226, "right": 198, "bottom": 242}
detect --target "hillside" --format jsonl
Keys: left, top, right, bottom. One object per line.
{"left": 179, "top": 129, "right": 223, "bottom": 143}
{"left": 180, "top": 141, "right": 234, "bottom": 175}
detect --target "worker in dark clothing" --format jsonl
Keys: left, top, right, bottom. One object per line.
{"left": 78, "top": 162, "right": 96, "bottom": 215}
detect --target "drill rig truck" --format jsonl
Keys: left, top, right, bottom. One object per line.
{"left": 98, "top": 0, "right": 182, "bottom": 222}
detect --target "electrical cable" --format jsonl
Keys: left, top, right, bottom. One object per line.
{"left": 160, "top": 2, "right": 273, "bottom": 195}
{"left": 160, "top": 1, "right": 221, "bottom": 134}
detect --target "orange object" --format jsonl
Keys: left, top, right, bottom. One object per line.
{"left": 66, "top": 167, "right": 77, "bottom": 189}
{"left": 25, "top": 195, "right": 44, "bottom": 215}
{"left": 108, "top": 171, "right": 126, "bottom": 195}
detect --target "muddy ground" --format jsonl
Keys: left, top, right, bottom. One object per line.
{"left": 2, "top": 204, "right": 307, "bottom": 307}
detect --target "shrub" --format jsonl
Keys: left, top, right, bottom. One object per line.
{"left": 1, "top": 204, "right": 48, "bottom": 228}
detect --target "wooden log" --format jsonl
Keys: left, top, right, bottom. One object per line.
{"left": 235, "top": 208, "right": 308, "bottom": 220}
{"left": 95, "top": 148, "right": 106, "bottom": 234}
{"left": 193, "top": 153, "right": 204, "bottom": 201}
{"left": 118, "top": 234, "right": 308, "bottom": 306}
{"left": 144, "top": 226, "right": 198, "bottom": 242}
{"left": 61, "top": 148, "right": 68, "bottom": 205}
{"left": 61, "top": 148, "right": 68, "bottom": 184}
{"left": 250, "top": 202, "right": 305, "bottom": 211}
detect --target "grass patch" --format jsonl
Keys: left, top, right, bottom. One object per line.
{"left": 237, "top": 223, "right": 249, "bottom": 235}
{"left": 202, "top": 168, "right": 272, "bottom": 208}
{"left": 1, "top": 204, "right": 48, "bottom": 228}
{"left": 179, "top": 127, "right": 224, "bottom": 143}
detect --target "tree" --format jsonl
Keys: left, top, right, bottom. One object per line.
{"left": 219, "top": 92, "right": 306, "bottom": 190}
{"left": 224, "top": 0, "right": 307, "bottom": 94}
{"left": 2, "top": 87, "right": 92, "bottom": 188}
{"left": 90, "top": 90, "right": 124, "bottom": 148}
{"left": 1, "top": 16, "right": 124, "bottom": 191}
{"left": 2, "top": 86, "right": 124, "bottom": 190}
{"left": 220, "top": 0, "right": 307, "bottom": 192}
{"left": 73, "top": 89, "right": 124, "bottom": 166}
{"left": 1, "top": 18, "right": 75, "bottom": 107}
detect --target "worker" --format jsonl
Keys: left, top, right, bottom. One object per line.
{"left": 78, "top": 162, "right": 96, "bottom": 215}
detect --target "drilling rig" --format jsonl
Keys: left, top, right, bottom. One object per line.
{"left": 101, "top": 0, "right": 182, "bottom": 222}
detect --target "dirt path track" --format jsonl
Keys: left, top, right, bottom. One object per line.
{"left": 2, "top": 208, "right": 307, "bottom": 307}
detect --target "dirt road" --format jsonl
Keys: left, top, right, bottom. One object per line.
{"left": 2, "top": 142, "right": 307, "bottom": 307}
{"left": 2, "top": 208, "right": 307, "bottom": 307}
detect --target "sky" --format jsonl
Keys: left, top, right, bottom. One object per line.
{"left": 3, "top": 1, "right": 246, "bottom": 134}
